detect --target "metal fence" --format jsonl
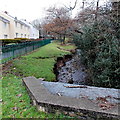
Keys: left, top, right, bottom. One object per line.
{"left": 1, "top": 39, "right": 53, "bottom": 64}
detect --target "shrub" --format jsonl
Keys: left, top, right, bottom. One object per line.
{"left": 73, "top": 19, "right": 120, "bottom": 89}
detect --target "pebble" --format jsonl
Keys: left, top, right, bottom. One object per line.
{"left": 69, "top": 112, "right": 77, "bottom": 117}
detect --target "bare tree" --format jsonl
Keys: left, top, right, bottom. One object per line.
{"left": 43, "top": 6, "right": 74, "bottom": 44}
{"left": 32, "top": 19, "right": 42, "bottom": 38}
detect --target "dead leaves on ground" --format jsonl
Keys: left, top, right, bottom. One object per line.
{"left": 96, "top": 96, "right": 116, "bottom": 110}
{"left": 98, "top": 103, "right": 115, "bottom": 110}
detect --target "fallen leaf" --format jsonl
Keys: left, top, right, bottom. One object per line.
{"left": 23, "top": 109, "right": 27, "bottom": 111}
{"left": 98, "top": 103, "right": 108, "bottom": 108}
{"left": 8, "top": 83, "right": 11, "bottom": 85}
{"left": 98, "top": 102, "right": 115, "bottom": 110}
{"left": 12, "top": 107, "right": 19, "bottom": 111}
{"left": 96, "top": 97, "right": 108, "bottom": 102}
{"left": 20, "top": 111, "right": 23, "bottom": 114}
{"left": 19, "top": 100, "right": 24, "bottom": 102}
{"left": 100, "top": 107, "right": 108, "bottom": 110}
{"left": 106, "top": 102, "right": 115, "bottom": 107}
{"left": 16, "top": 94, "right": 22, "bottom": 97}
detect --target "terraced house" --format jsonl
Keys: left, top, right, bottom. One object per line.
{"left": 0, "top": 11, "right": 39, "bottom": 39}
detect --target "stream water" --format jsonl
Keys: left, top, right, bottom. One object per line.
{"left": 57, "top": 50, "right": 88, "bottom": 85}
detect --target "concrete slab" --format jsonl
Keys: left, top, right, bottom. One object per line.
{"left": 23, "top": 77, "right": 120, "bottom": 119}
{"left": 42, "top": 81, "right": 119, "bottom": 104}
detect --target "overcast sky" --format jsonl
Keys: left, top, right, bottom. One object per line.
{"left": 0, "top": 0, "right": 108, "bottom": 22}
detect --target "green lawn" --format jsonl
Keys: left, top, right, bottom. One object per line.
{"left": 12, "top": 42, "right": 73, "bottom": 81}
{"left": 0, "top": 76, "right": 2, "bottom": 120}
{"left": 2, "top": 41, "right": 76, "bottom": 118}
{"left": 58, "top": 44, "right": 76, "bottom": 50}
{"left": 2, "top": 74, "right": 73, "bottom": 118}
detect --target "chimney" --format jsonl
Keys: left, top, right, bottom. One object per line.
{"left": 4, "top": 11, "right": 8, "bottom": 14}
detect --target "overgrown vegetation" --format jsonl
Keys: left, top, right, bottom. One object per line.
{"left": 2, "top": 41, "right": 76, "bottom": 118}
{"left": 73, "top": 2, "right": 120, "bottom": 89}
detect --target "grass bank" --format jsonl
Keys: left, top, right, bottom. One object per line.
{"left": 12, "top": 41, "right": 75, "bottom": 81}
{"left": 2, "top": 41, "right": 76, "bottom": 118}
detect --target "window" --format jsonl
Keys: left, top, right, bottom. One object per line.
{"left": 24, "top": 34, "right": 26, "bottom": 38}
{"left": 16, "top": 33, "right": 18, "bottom": 38}
{"left": 15, "top": 22, "right": 17, "bottom": 27}
{"left": 21, "top": 34, "right": 23, "bottom": 38}
{"left": 4, "top": 35, "right": 8, "bottom": 39}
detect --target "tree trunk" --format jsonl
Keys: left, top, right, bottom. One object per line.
{"left": 63, "top": 35, "right": 66, "bottom": 44}
{"left": 95, "top": 0, "right": 99, "bottom": 21}
{"left": 39, "top": 30, "right": 41, "bottom": 38}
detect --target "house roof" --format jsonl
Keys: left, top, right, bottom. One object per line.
{"left": 14, "top": 18, "right": 30, "bottom": 28}
{"left": 0, "top": 16, "right": 10, "bottom": 23}
{"left": 0, "top": 11, "right": 30, "bottom": 27}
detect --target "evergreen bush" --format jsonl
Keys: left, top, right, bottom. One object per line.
{"left": 73, "top": 18, "right": 120, "bottom": 88}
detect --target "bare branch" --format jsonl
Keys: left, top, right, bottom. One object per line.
{"left": 64, "top": 0, "right": 78, "bottom": 11}
{"left": 70, "top": 0, "right": 78, "bottom": 10}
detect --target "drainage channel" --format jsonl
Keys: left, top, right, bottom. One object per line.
{"left": 53, "top": 50, "right": 89, "bottom": 85}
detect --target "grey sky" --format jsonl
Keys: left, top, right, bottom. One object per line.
{"left": 0, "top": 0, "right": 109, "bottom": 22}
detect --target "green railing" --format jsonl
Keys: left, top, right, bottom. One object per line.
{"left": 1, "top": 39, "right": 53, "bottom": 64}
